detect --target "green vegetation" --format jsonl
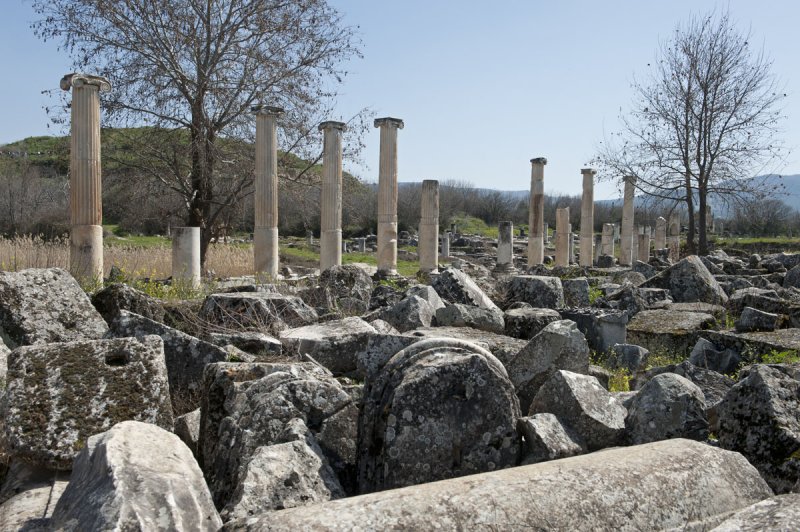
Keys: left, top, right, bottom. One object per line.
{"left": 588, "top": 286, "right": 604, "bottom": 305}
{"left": 646, "top": 351, "right": 685, "bottom": 370}
{"left": 280, "top": 243, "right": 419, "bottom": 277}
{"left": 758, "top": 349, "right": 800, "bottom": 365}
{"left": 104, "top": 225, "right": 169, "bottom": 248}
{"left": 608, "top": 368, "right": 631, "bottom": 393}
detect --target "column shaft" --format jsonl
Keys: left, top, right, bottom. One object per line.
{"left": 418, "top": 179, "right": 439, "bottom": 274}
{"left": 668, "top": 212, "right": 681, "bottom": 262}
{"left": 494, "top": 221, "right": 515, "bottom": 274}
{"left": 172, "top": 227, "right": 201, "bottom": 289}
{"left": 601, "top": 223, "right": 615, "bottom": 256}
{"left": 580, "top": 169, "right": 596, "bottom": 266}
{"left": 655, "top": 217, "right": 667, "bottom": 249}
{"left": 253, "top": 106, "right": 283, "bottom": 278}
{"left": 620, "top": 175, "right": 637, "bottom": 266}
{"left": 528, "top": 158, "right": 547, "bottom": 266}
{"left": 555, "top": 207, "right": 570, "bottom": 267}
{"left": 375, "top": 117, "right": 404, "bottom": 275}
{"left": 319, "top": 121, "right": 346, "bottom": 271}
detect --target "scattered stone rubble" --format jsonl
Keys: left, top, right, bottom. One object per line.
{"left": 2, "top": 250, "right": 800, "bottom": 529}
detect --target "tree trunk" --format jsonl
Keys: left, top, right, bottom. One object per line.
{"left": 187, "top": 113, "right": 215, "bottom": 269}
{"left": 698, "top": 183, "right": 708, "bottom": 255}
{"left": 684, "top": 175, "right": 696, "bottom": 255}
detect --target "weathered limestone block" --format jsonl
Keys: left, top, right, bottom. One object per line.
{"left": 109, "top": 310, "right": 229, "bottom": 396}
{"left": 506, "top": 275, "right": 564, "bottom": 309}
{"left": 529, "top": 370, "right": 627, "bottom": 451}
{"left": 517, "top": 413, "right": 586, "bottom": 464}
{"left": 222, "top": 439, "right": 772, "bottom": 531}
{"left": 506, "top": 320, "right": 590, "bottom": 412}
{"left": 503, "top": 307, "right": 561, "bottom": 339}
{"left": 4, "top": 336, "right": 173, "bottom": 470}
{"left": 51, "top": 421, "right": 221, "bottom": 531}
{"left": 431, "top": 268, "right": 501, "bottom": 312}
{"left": 376, "top": 295, "right": 434, "bottom": 332}
{"left": 625, "top": 373, "right": 708, "bottom": 444}
{"left": 718, "top": 363, "right": 800, "bottom": 493}
{"left": 627, "top": 309, "right": 715, "bottom": 356}
{"left": 91, "top": 282, "right": 165, "bottom": 324}
{"left": 562, "top": 277, "right": 590, "bottom": 307}
{"left": 0, "top": 468, "right": 68, "bottom": 531}
{"left": 561, "top": 308, "right": 628, "bottom": 353}
{"left": 0, "top": 268, "right": 108, "bottom": 348}
{"left": 689, "top": 337, "right": 740, "bottom": 374}
{"left": 736, "top": 306, "right": 781, "bottom": 332}
{"left": 174, "top": 408, "right": 201, "bottom": 457}
{"left": 401, "top": 326, "right": 527, "bottom": 367}
{"left": 280, "top": 317, "right": 377, "bottom": 375}
{"left": 711, "top": 494, "right": 800, "bottom": 531}
{"left": 318, "top": 264, "right": 374, "bottom": 313}
{"left": 640, "top": 255, "right": 728, "bottom": 305}
{"left": 222, "top": 419, "right": 344, "bottom": 521}
{"left": 726, "top": 287, "right": 785, "bottom": 317}
{"left": 609, "top": 343, "right": 650, "bottom": 372}
{"left": 358, "top": 338, "right": 521, "bottom": 493}
{"left": 405, "top": 285, "right": 445, "bottom": 311}
{"left": 199, "top": 292, "right": 318, "bottom": 332}
{"left": 434, "top": 303, "right": 504, "bottom": 334}
{"left": 199, "top": 363, "right": 355, "bottom": 510}
{"left": 206, "top": 331, "right": 282, "bottom": 357}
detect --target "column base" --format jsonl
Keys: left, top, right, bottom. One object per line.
{"left": 70, "top": 224, "right": 103, "bottom": 283}
{"left": 254, "top": 226, "right": 279, "bottom": 279}
{"left": 492, "top": 263, "right": 517, "bottom": 277}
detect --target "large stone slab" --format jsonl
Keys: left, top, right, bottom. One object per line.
{"left": 431, "top": 268, "right": 501, "bottom": 312}
{"left": 702, "top": 328, "right": 800, "bottom": 363}
{"left": 4, "top": 336, "right": 173, "bottom": 470}
{"left": 711, "top": 493, "right": 800, "bottom": 531}
{"left": 0, "top": 268, "right": 108, "bottom": 348}
{"left": 627, "top": 310, "right": 715, "bottom": 356}
{"left": 51, "top": 421, "right": 221, "bottom": 531}
{"left": 91, "top": 282, "right": 165, "bottom": 324}
{"left": 280, "top": 317, "right": 377, "bottom": 375}
{"left": 358, "top": 338, "right": 521, "bottom": 493}
{"left": 222, "top": 439, "right": 773, "bottom": 531}
{"left": 403, "top": 326, "right": 527, "bottom": 367}
{"left": 640, "top": 255, "right": 728, "bottom": 305}
{"left": 505, "top": 275, "right": 565, "bottom": 309}
{"left": 200, "top": 292, "right": 318, "bottom": 332}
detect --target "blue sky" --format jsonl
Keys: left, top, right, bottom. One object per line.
{"left": 1, "top": 0, "right": 798, "bottom": 200}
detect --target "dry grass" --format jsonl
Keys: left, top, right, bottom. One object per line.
{"left": 0, "top": 235, "right": 254, "bottom": 279}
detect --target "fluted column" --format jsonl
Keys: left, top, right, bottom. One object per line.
{"left": 494, "top": 221, "right": 516, "bottom": 274}
{"left": 580, "top": 168, "right": 596, "bottom": 266}
{"left": 528, "top": 157, "right": 547, "bottom": 266}
{"left": 319, "top": 121, "right": 346, "bottom": 271}
{"left": 668, "top": 212, "right": 681, "bottom": 262}
{"left": 375, "top": 117, "right": 404, "bottom": 275}
{"left": 555, "top": 207, "right": 570, "bottom": 267}
{"left": 253, "top": 105, "right": 284, "bottom": 279}
{"left": 441, "top": 232, "right": 451, "bottom": 258}
{"left": 172, "top": 227, "right": 201, "bottom": 289}
{"left": 61, "top": 73, "right": 110, "bottom": 281}
{"left": 619, "top": 175, "right": 637, "bottom": 266}
{"left": 638, "top": 226, "right": 651, "bottom": 263}
{"left": 655, "top": 217, "right": 667, "bottom": 250}
{"left": 418, "top": 179, "right": 439, "bottom": 274}
{"left": 601, "top": 223, "right": 615, "bottom": 257}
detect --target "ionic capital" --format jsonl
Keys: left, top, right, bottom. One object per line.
{"left": 581, "top": 168, "right": 597, "bottom": 176}
{"left": 319, "top": 120, "right": 347, "bottom": 132}
{"left": 60, "top": 73, "right": 111, "bottom": 92}
{"left": 530, "top": 157, "right": 548, "bottom": 165}
{"left": 374, "top": 117, "right": 404, "bottom": 129}
{"left": 251, "top": 104, "right": 285, "bottom": 117}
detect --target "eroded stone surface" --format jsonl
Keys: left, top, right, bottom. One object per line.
{"left": 434, "top": 303, "right": 504, "bottom": 334}
{"left": 517, "top": 413, "right": 586, "bottom": 464}
{"left": 51, "top": 421, "right": 221, "bottom": 531}
{"left": 626, "top": 373, "right": 708, "bottom": 444}
{"left": 431, "top": 268, "right": 501, "bottom": 312}
{"left": 4, "top": 336, "right": 173, "bottom": 470}
{"left": 503, "top": 307, "right": 561, "bottom": 340}
{"left": 640, "top": 255, "right": 728, "bottom": 305}
{"left": 0, "top": 268, "right": 108, "bottom": 348}
{"left": 200, "top": 292, "right": 317, "bottom": 333}
{"left": 279, "top": 317, "right": 377, "bottom": 375}
{"left": 358, "top": 338, "right": 521, "bottom": 493}
{"left": 377, "top": 295, "right": 434, "bottom": 332}
{"left": 506, "top": 275, "right": 565, "bottom": 309}
{"left": 91, "top": 282, "right": 165, "bottom": 324}
{"left": 711, "top": 494, "right": 800, "bottom": 531}
{"left": 223, "top": 440, "right": 772, "bottom": 531}
{"left": 627, "top": 309, "right": 715, "bottom": 356}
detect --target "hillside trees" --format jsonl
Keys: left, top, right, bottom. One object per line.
{"left": 596, "top": 10, "right": 786, "bottom": 254}
{"left": 33, "top": 0, "right": 367, "bottom": 266}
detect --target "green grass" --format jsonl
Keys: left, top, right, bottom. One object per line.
{"left": 758, "top": 349, "right": 800, "bottom": 364}
{"left": 281, "top": 244, "right": 422, "bottom": 277}
{"left": 715, "top": 236, "right": 800, "bottom": 246}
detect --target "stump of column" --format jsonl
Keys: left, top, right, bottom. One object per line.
{"left": 668, "top": 213, "right": 681, "bottom": 262}
{"left": 172, "top": 227, "right": 201, "bottom": 289}
{"left": 319, "top": 121, "right": 346, "bottom": 271}
{"left": 441, "top": 232, "right": 451, "bottom": 258}
{"left": 356, "top": 238, "right": 367, "bottom": 253}
{"left": 655, "top": 217, "right": 667, "bottom": 250}
{"left": 555, "top": 207, "right": 570, "bottom": 267}
{"left": 619, "top": 175, "right": 636, "bottom": 266}
{"left": 61, "top": 73, "right": 111, "bottom": 282}
{"left": 418, "top": 179, "right": 439, "bottom": 274}
{"left": 375, "top": 117, "right": 404, "bottom": 275}
{"left": 594, "top": 234, "right": 603, "bottom": 262}
{"left": 252, "top": 105, "right": 284, "bottom": 279}
{"left": 568, "top": 230, "right": 575, "bottom": 265}
{"left": 528, "top": 157, "right": 547, "bottom": 266}
{"left": 580, "top": 168, "right": 596, "bottom": 266}
{"left": 493, "top": 221, "right": 516, "bottom": 275}
{"left": 543, "top": 223, "right": 550, "bottom": 245}
{"left": 601, "top": 223, "right": 615, "bottom": 257}
{"left": 638, "top": 226, "right": 651, "bottom": 263}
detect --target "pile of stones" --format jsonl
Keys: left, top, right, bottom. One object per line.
{"left": 0, "top": 253, "right": 798, "bottom": 530}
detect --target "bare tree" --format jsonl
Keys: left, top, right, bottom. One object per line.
{"left": 595, "top": 10, "right": 786, "bottom": 254}
{"left": 33, "top": 0, "right": 366, "bottom": 265}
{"left": 730, "top": 198, "right": 795, "bottom": 236}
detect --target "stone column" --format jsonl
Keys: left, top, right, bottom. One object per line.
{"left": 61, "top": 73, "right": 111, "bottom": 281}
{"left": 619, "top": 175, "right": 636, "bottom": 266}
{"left": 638, "top": 226, "right": 651, "bottom": 263}
{"left": 172, "top": 227, "right": 201, "bottom": 289}
{"left": 668, "top": 212, "right": 681, "bottom": 262}
{"left": 555, "top": 207, "right": 570, "bottom": 267}
{"left": 441, "top": 232, "right": 451, "bottom": 258}
{"left": 494, "top": 221, "right": 516, "bottom": 274}
{"left": 655, "top": 217, "right": 667, "bottom": 249}
{"left": 601, "top": 223, "right": 615, "bottom": 256}
{"left": 319, "top": 121, "right": 346, "bottom": 271}
{"left": 418, "top": 179, "right": 439, "bottom": 274}
{"left": 594, "top": 234, "right": 603, "bottom": 262}
{"left": 252, "top": 105, "right": 284, "bottom": 279}
{"left": 375, "top": 117, "right": 404, "bottom": 275}
{"left": 580, "top": 168, "right": 596, "bottom": 266}
{"left": 528, "top": 157, "right": 547, "bottom": 266}
{"left": 356, "top": 238, "right": 366, "bottom": 252}
{"left": 543, "top": 223, "right": 549, "bottom": 244}
{"left": 568, "top": 228, "right": 575, "bottom": 265}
